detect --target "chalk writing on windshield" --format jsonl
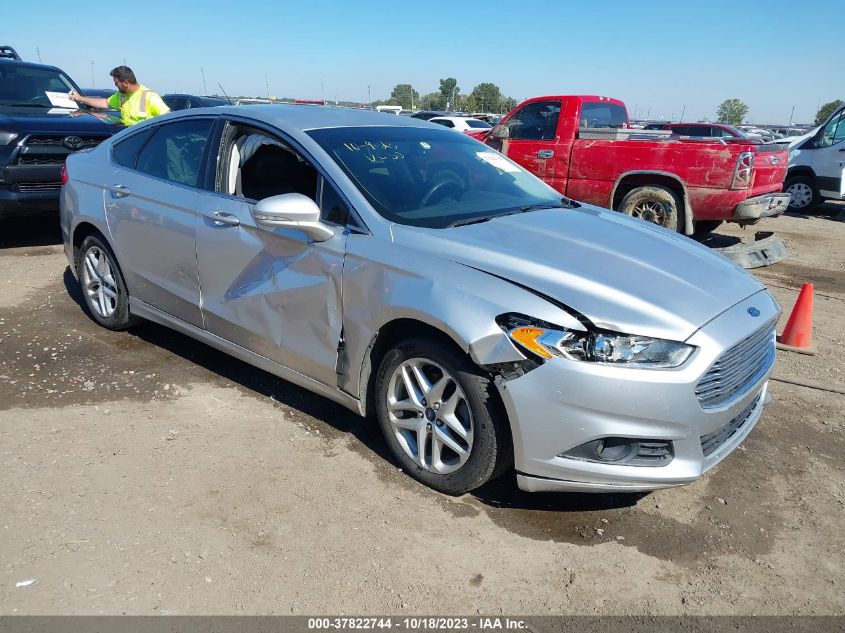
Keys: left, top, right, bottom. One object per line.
{"left": 342, "top": 140, "right": 404, "bottom": 163}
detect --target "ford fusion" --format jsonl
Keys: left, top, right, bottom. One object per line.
{"left": 60, "top": 105, "right": 778, "bottom": 494}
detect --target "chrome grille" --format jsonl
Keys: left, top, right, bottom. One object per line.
{"left": 695, "top": 319, "right": 776, "bottom": 408}
{"left": 18, "top": 155, "right": 66, "bottom": 165}
{"left": 24, "top": 134, "right": 107, "bottom": 147}
{"left": 17, "top": 182, "right": 62, "bottom": 192}
{"left": 700, "top": 394, "right": 761, "bottom": 456}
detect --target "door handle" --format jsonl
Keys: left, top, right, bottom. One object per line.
{"left": 207, "top": 210, "right": 240, "bottom": 227}
{"left": 537, "top": 149, "right": 554, "bottom": 159}
{"left": 110, "top": 184, "right": 130, "bottom": 198}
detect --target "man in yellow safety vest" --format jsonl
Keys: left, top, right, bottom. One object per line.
{"left": 69, "top": 66, "right": 169, "bottom": 126}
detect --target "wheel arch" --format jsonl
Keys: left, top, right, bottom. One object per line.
{"left": 784, "top": 166, "right": 816, "bottom": 182}
{"left": 610, "top": 171, "right": 692, "bottom": 235}
{"left": 358, "top": 318, "right": 473, "bottom": 418}
{"left": 71, "top": 221, "right": 111, "bottom": 272}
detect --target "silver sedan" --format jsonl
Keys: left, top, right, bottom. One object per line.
{"left": 60, "top": 105, "right": 778, "bottom": 495}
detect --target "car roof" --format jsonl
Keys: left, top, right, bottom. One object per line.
{"left": 167, "top": 103, "right": 435, "bottom": 131}
{"left": 0, "top": 58, "right": 65, "bottom": 74}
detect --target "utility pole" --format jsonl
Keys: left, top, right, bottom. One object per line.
{"left": 90, "top": 61, "right": 95, "bottom": 89}
{"left": 321, "top": 80, "right": 325, "bottom": 101}
{"left": 36, "top": 47, "right": 42, "bottom": 63}
{"left": 366, "top": 84, "right": 371, "bottom": 107}
{"left": 265, "top": 74, "right": 270, "bottom": 99}
{"left": 680, "top": 104, "right": 686, "bottom": 121}
{"left": 201, "top": 67, "right": 207, "bottom": 96}
{"left": 788, "top": 105, "right": 795, "bottom": 127}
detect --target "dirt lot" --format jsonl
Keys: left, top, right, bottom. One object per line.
{"left": 1, "top": 206, "right": 843, "bottom": 615}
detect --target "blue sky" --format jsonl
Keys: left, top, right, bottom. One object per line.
{"left": 6, "top": 0, "right": 843, "bottom": 123}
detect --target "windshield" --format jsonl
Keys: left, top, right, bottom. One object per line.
{"left": 0, "top": 65, "right": 78, "bottom": 106}
{"left": 307, "top": 126, "right": 565, "bottom": 228}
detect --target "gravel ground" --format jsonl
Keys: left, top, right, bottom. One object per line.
{"left": 0, "top": 205, "right": 843, "bottom": 615}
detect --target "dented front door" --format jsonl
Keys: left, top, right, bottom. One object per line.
{"left": 195, "top": 195, "right": 346, "bottom": 388}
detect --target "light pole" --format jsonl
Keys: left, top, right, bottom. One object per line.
{"left": 90, "top": 61, "right": 95, "bottom": 89}
{"left": 201, "top": 67, "right": 207, "bottom": 96}
{"left": 366, "top": 84, "right": 371, "bottom": 107}
{"left": 321, "top": 80, "right": 325, "bottom": 102}
{"left": 265, "top": 74, "right": 270, "bottom": 99}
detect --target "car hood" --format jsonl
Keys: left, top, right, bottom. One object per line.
{"left": 391, "top": 205, "right": 765, "bottom": 342}
{"left": 0, "top": 106, "right": 122, "bottom": 134}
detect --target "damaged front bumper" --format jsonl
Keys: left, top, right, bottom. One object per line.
{"left": 496, "top": 292, "right": 778, "bottom": 493}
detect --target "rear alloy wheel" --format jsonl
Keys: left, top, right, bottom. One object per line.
{"left": 374, "top": 337, "right": 511, "bottom": 495}
{"left": 783, "top": 176, "right": 819, "bottom": 211}
{"left": 618, "top": 185, "right": 682, "bottom": 232}
{"left": 77, "top": 235, "right": 138, "bottom": 330}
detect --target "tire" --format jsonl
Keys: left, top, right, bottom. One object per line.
{"left": 783, "top": 175, "right": 819, "bottom": 211}
{"left": 617, "top": 185, "right": 682, "bottom": 232}
{"left": 374, "top": 337, "right": 511, "bottom": 495}
{"left": 692, "top": 220, "right": 722, "bottom": 236}
{"left": 77, "top": 234, "right": 138, "bottom": 330}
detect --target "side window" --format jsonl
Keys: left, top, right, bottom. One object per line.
{"left": 819, "top": 111, "right": 845, "bottom": 147}
{"left": 112, "top": 128, "right": 154, "bottom": 169}
{"left": 224, "top": 127, "right": 319, "bottom": 202}
{"left": 136, "top": 119, "right": 214, "bottom": 188}
{"left": 506, "top": 101, "right": 561, "bottom": 141}
{"left": 320, "top": 179, "right": 350, "bottom": 226}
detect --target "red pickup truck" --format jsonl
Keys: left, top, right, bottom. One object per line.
{"left": 484, "top": 96, "right": 790, "bottom": 235}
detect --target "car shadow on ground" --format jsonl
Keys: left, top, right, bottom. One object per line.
{"left": 785, "top": 201, "right": 844, "bottom": 221}
{"left": 62, "top": 268, "right": 644, "bottom": 513}
{"left": 0, "top": 217, "right": 63, "bottom": 249}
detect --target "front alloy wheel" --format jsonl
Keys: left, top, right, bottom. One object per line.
{"left": 386, "top": 358, "right": 474, "bottom": 474}
{"left": 374, "top": 337, "right": 511, "bottom": 495}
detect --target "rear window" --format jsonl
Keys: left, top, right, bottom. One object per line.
{"left": 466, "top": 119, "right": 492, "bottom": 129}
{"left": 580, "top": 102, "right": 628, "bottom": 128}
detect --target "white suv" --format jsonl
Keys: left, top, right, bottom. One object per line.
{"left": 784, "top": 104, "right": 845, "bottom": 210}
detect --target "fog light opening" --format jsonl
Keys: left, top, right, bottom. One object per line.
{"left": 561, "top": 437, "right": 674, "bottom": 467}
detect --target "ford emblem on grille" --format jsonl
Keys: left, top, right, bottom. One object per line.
{"left": 747, "top": 307, "right": 761, "bottom": 317}
{"left": 63, "top": 136, "right": 84, "bottom": 150}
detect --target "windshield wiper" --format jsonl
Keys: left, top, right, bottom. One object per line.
{"left": 447, "top": 199, "right": 575, "bottom": 228}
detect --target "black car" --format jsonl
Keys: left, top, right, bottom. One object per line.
{"left": 162, "top": 93, "right": 229, "bottom": 111}
{"left": 0, "top": 55, "right": 121, "bottom": 220}
{"left": 410, "top": 110, "right": 450, "bottom": 121}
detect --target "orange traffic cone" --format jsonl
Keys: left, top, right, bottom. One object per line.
{"left": 776, "top": 283, "right": 815, "bottom": 355}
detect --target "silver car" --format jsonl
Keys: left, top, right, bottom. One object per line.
{"left": 60, "top": 105, "right": 779, "bottom": 495}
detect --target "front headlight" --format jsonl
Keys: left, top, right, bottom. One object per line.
{"left": 499, "top": 314, "right": 695, "bottom": 369}
{"left": 0, "top": 131, "right": 19, "bottom": 145}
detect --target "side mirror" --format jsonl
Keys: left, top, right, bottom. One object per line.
{"left": 252, "top": 193, "right": 334, "bottom": 242}
{"left": 490, "top": 124, "right": 509, "bottom": 140}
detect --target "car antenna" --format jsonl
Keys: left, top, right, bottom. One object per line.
{"left": 218, "top": 83, "right": 233, "bottom": 105}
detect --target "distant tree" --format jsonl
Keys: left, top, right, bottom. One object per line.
{"left": 420, "top": 92, "right": 444, "bottom": 110}
{"left": 500, "top": 97, "right": 518, "bottom": 113}
{"left": 470, "top": 83, "right": 503, "bottom": 113}
{"left": 717, "top": 99, "right": 749, "bottom": 126}
{"left": 465, "top": 94, "right": 479, "bottom": 113}
{"left": 815, "top": 100, "right": 844, "bottom": 126}
{"left": 439, "top": 78, "right": 459, "bottom": 108}
{"left": 390, "top": 84, "right": 419, "bottom": 110}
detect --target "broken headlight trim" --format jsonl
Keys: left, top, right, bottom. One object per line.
{"left": 499, "top": 314, "right": 695, "bottom": 369}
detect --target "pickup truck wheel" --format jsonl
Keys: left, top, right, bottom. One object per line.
{"left": 617, "top": 186, "right": 682, "bottom": 232}
{"left": 783, "top": 176, "right": 819, "bottom": 211}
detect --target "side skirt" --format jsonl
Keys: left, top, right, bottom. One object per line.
{"left": 129, "top": 298, "right": 364, "bottom": 415}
